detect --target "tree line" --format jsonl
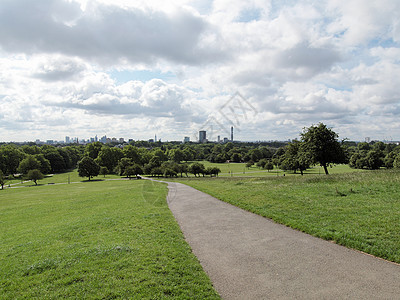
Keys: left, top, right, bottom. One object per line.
{"left": 1, "top": 123, "right": 400, "bottom": 187}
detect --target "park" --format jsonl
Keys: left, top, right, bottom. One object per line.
{"left": 1, "top": 124, "right": 400, "bottom": 298}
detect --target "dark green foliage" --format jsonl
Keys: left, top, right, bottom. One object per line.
{"left": 33, "top": 154, "right": 51, "bottom": 174}
{"left": 43, "top": 150, "right": 67, "bottom": 173}
{"left": 99, "top": 166, "right": 108, "bottom": 177}
{"left": 0, "top": 145, "right": 24, "bottom": 175}
{"left": 301, "top": 123, "right": 346, "bottom": 175}
{"left": 27, "top": 169, "right": 44, "bottom": 185}
{"left": 123, "top": 164, "right": 143, "bottom": 178}
{"left": 0, "top": 170, "right": 5, "bottom": 189}
{"left": 95, "top": 147, "right": 124, "bottom": 173}
{"left": 206, "top": 167, "right": 221, "bottom": 177}
{"left": 123, "top": 145, "right": 142, "bottom": 164}
{"left": 78, "top": 157, "right": 100, "bottom": 180}
{"left": 18, "top": 156, "right": 41, "bottom": 175}
{"left": 189, "top": 162, "right": 206, "bottom": 177}
{"left": 84, "top": 142, "right": 103, "bottom": 159}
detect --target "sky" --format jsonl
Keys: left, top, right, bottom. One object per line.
{"left": 1, "top": 0, "right": 400, "bottom": 143}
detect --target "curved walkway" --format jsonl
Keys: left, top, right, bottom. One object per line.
{"left": 164, "top": 181, "right": 400, "bottom": 299}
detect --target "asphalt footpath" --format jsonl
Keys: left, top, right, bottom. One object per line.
{"left": 165, "top": 181, "right": 400, "bottom": 300}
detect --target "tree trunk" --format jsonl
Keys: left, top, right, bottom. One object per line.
{"left": 322, "top": 164, "right": 329, "bottom": 175}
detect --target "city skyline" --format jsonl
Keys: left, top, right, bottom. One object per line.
{"left": 1, "top": 1, "right": 399, "bottom": 142}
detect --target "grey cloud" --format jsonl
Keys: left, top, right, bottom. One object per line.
{"left": 33, "top": 57, "right": 87, "bottom": 81}
{"left": 0, "top": 0, "right": 226, "bottom": 66}
{"left": 45, "top": 79, "right": 194, "bottom": 120}
{"left": 274, "top": 43, "right": 342, "bottom": 77}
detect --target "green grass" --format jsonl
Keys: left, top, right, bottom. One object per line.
{"left": 5, "top": 169, "right": 122, "bottom": 188}
{"left": 0, "top": 180, "right": 219, "bottom": 299}
{"left": 177, "top": 169, "right": 400, "bottom": 264}
{"left": 188, "top": 161, "right": 364, "bottom": 177}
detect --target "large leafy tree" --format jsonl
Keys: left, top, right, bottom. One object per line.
{"left": 279, "top": 141, "right": 312, "bottom": 175}
{"left": 27, "top": 169, "right": 44, "bottom": 186}
{"left": 95, "top": 146, "right": 124, "bottom": 173}
{"left": 300, "top": 123, "right": 346, "bottom": 175}
{"left": 17, "top": 155, "right": 41, "bottom": 175}
{"left": 0, "top": 145, "right": 24, "bottom": 175}
{"left": 78, "top": 157, "right": 100, "bottom": 181}
{"left": 84, "top": 142, "right": 103, "bottom": 159}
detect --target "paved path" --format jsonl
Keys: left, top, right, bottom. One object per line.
{"left": 165, "top": 181, "right": 400, "bottom": 300}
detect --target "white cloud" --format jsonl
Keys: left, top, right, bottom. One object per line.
{"left": 0, "top": 0, "right": 399, "bottom": 142}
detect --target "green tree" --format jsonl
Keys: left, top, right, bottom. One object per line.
{"left": 265, "top": 161, "right": 274, "bottom": 172}
{"left": 169, "top": 149, "right": 185, "bottom": 163}
{"left": 116, "top": 158, "right": 133, "bottom": 176}
{"left": 95, "top": 147, "right": 124, "bottom": 173}
{"left": 393, "top": 154, "right": 400, "bottom": 169}
{"left": 365, "top": 150, "right": 384, "bottom": 170}
{"left": 0, "top": 145, "right": 24, "bottom": 175}
{"left": 99, "top": 166, "right": 108, "bottom": 177}
{"left": 123, "top": 145, "right": 142, "bottom": 164}
{"left": 43, "top": 149, "right": 66, "bottom": 173}
{"left": 27, "top": 169, "right": 44, "bottom": 186}
{"left": 230, "top": 152, "right": 242, "bottom": 162}
{"left": 34, "top": 154, "right": 51, "bottom": 174}
{"left": 189, "top": 162, "right": 205, "bottom": 177}
{"left": 124, "top": 164, "right": 143, "bottom": 179}
{"left": 84, "top": 142, "right": 103, "bottom": 159}
{"left": 300, "top": 123, "right": 346, "bottom": 175}
{"left": 18, "top": 155, "right": 41, "bottom": 175}
{"left": 78, "top": 157, "right": 100, "bottom": 181}
{"left": 0, "top": 170, "right": 6, "bottom": 189}
{"left": 206, "top": 167, "right": 221, "bottom": 177}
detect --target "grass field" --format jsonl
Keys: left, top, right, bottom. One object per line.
{"left": 5, "top": 169, "right": 122, "bottom": 188}
{"left": 189, "top": 161, "right": 365, "bottom": 177}
{"left": 177, "top": 169, "right": 400, "bottom": 264}
{"left": 0, "top": 180, "right": 219, "bottom": 299}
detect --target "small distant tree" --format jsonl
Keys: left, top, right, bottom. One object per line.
{"left": 207, "top": 167, "right": 221, "bottom": 177}
{"left": 150, "top": 167, "right": 164, "bottom": 177}
{"left": 0, "top": 170, "right": 6, "bottom": 189}
{"left": 99, "top": 166, "right": 108, "bottom": 178}
{"left": 264, "top": 161, "right": 274, "bottom": 172}
{"left": 164, "top": 168, "right": 178, "bottom": 178}
{"left": 246, "top": 161, "right": 254, "bottom": 168}
{"left": 78, "top": 157, "right": 100, "bottom": 181}
{"left": 27, "top": 169, "right": 44, "bottom": 186}
{"left": 189, "top": 162, "right": 205, "bottom": 177}
{"left": 231, "top": 152, "right": 242, "bottom": 163}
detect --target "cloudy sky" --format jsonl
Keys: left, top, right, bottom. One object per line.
{"left": 1, "top": 0, "right": 400, "bottom": 142}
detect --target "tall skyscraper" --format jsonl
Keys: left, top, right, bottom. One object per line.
{"left": 231, "top": 126, "right": 233, "bottom": 141}
{"left": 199, "top": 131, "right": 206, "bottom": 143}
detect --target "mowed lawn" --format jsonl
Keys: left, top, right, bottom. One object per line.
{"left": 179, "top": 169, "right": 400, "bottom": 264}
{"left": 192, "top": 161, "right": 364, "bottom": 177}
{"left": 0, "top": 180, "right": 219, "bottom": 299}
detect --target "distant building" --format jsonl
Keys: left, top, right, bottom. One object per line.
{"left": 149, "top": 139, "right": 154, "bottom": 143}
{"left": 184, "top": 137, "right": 190, "bottom": 143}
{"left": 231, "top": 126, "right": 233, "bottom": 141}
{"left": 65, "top": 136, "right": 70, "bottom": 144}
{"left": 199, "top": 131, "right": 207, "bottom": 143}
{"left": 119, "top": 138, "right": 124, "bottom": 143}
{"left": 223, "top": 137, "right": 229, "bottom": 143}
{"left": 365, "top": 137, "right": 371, "bottom": 143}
